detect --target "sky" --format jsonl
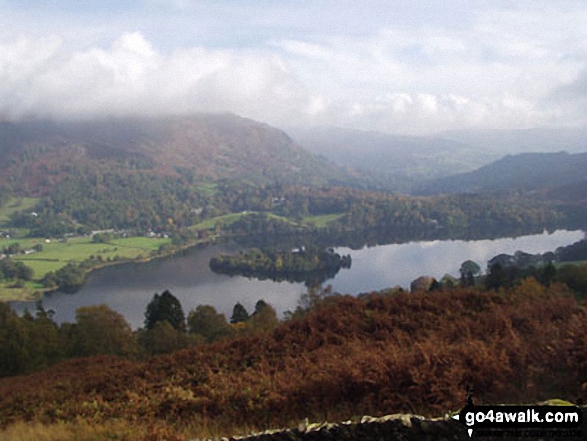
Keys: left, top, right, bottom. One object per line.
{"left": 1, "top": 0, "right": 587, "bottom": 134}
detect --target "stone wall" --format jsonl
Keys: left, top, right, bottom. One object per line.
{"left": 199, "top": 408, "right": 586, "bottom": 441}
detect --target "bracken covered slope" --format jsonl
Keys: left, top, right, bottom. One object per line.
{"left": 0, "top": 281, "right": 585, "bottom": 433}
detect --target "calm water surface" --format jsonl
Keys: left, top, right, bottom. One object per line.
{"left": 14, "top": 230, "right": 584, "bottom": 328}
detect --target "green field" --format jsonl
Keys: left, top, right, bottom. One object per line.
{"left": 0, "top": 197, "right": 40, "bottom": 226}
{"left": 190, "top": 212, "right": 250, "bottom": 230}
{"left": 6, "top": 236, "right": 171, "bottom": 278}
{"left": 1, "top": 235, "right": 172, "bottom": 301}
{"left": 302, "top": 213, "right": 345, "bottom": 228}
{"left": 555, "top": 260, "right": 587, "bottom": 268}
{"left": 191, "top": 211, "right": 300, "bottom": 231}
{"left": 0, "top": 281, "right": 46, "bottom": 301}
{"left": 195, "top": 182, "right": 218, "bottom": 197}
{"left": 190, "top": 211, "right": 341, "bottom": 232}
{"left": 110, "top": 236, "right": 170, "bottom": 250}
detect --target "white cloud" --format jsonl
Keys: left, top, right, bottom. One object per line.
{"left": 0, "top": 33, "right": 313, "bottom": 123}
{"left": 1, "top": 1, "right": 587, "bottom": 133}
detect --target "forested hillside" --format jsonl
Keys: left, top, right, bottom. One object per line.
{"left": 0, "top": 115, "right": 354, "bottom": 196}
{"left": 290, "top": 126, "right": 496, "bottom": 191}
{"left": 417, "top": 152, "right": 587, "bottom": 195}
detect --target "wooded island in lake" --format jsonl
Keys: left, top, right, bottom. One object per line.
{"left": 209, "top": 246, "right": 351, "bottom": 285}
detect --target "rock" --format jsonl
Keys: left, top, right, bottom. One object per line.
{"left": 410, "top": 276, "right": 437, "bottom": 292}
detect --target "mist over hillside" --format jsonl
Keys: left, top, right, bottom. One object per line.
{"left": 288, "top": 125, "right": 587, "bottom": 193}
{"left": 0, "top": 114, "right": 359, "bottom": 194}
{"left": 288, "top": 126, "right": 499, "bottom": 192}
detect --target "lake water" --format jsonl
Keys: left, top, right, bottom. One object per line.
{"left": 13, "top": 229, "right": 584, "bottom": 328}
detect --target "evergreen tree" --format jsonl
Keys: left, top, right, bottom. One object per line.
{"left": 486, "top": 263, "right": 509, "bottom": 290}
{"left": 254, "top": 299, "right": 268, "bottom": 315}
{"left": 459, "top": 260, "right": 481, "bottom": 286}
{"left": 538, "top": 262, "right": 557, "bottom": 287}
{"left": 144, "top": 290, "right": 186, "bottom": 332}
{"left": 230, "top": 302, "right": 250, "bottom": 324}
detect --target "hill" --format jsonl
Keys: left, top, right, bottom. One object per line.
{"left": 0, "top": 282, "right": 585, "bottom": 439}
{"left": 537, "top": 178, "right": 587, "bottom": 205}
{"left": 0, "top": 114, "right": 355, "bottom": 195}
{"left": 289, "top": 126, "right": 497, "bottom": 191}
{"left": 416, "top": 151, "right": 587, "bottom": 195}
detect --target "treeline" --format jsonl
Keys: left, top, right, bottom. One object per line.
{"left": 0, "top": 281, "right": 585, "bottom": 435}
{"left": 483, "top": 260, "right": 587, "bottom": 297}
{"left": 228, "top": 189, "right": 575, "bottom": 239}
{"left": 40, "top": 263, "right": 87, "bottom": 293}
{"left": 474, "top": 239, "right": 587, "bottom": 296}
{"left": 0, "top": 290, "right": 277, "bottom": 378}
{"left": 7, "top": 174, "right": 582, "bottom": 240}
{"left": 413, "top": 242, "right": 587, "bottom": 298}
{"left": 487, "top": 238, "right": 587, "bottom": 270}
{"left": 210, "top": 247, "right": 351, "bottom": 285}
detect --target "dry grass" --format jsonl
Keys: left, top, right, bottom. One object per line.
{"left": 0, "top": 420, "right": 136, "bottom": 441}
{"left": 0, "top": 419, "right": 272, "bottom": 441}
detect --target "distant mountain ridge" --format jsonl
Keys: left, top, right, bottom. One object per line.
{"left": 0, "top": 114, "right": 355, "bottom": 195}
{"left": 288, "top": 126, "right": 498, "bottom": 192}
{"left": 417, "top": 151, "right": 587, "bottom": 195}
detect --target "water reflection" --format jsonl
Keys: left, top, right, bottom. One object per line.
{"left": 329, "top": 230, "right": 585, "bottom": 294}
{"left": 12, "top": 230, "right": 584, "bottom": 329}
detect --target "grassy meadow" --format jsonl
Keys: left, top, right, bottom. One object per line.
{"left": 0, "top": 197, "right": 40, "bottom": 226}
{"left": 302, "top": 213, "right": 345, "bottom": 228}
{"left": 8, "top": 236, "right": 170, "bottom": 278}
{"left": 190, "top": 211, "right": 298, "bottom": 231}
{"left": 1, "top": 236, "right": 172, "bottom": 301}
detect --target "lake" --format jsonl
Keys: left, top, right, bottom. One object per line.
{"left": 12, "top": 229, "right": 585, "bottom": 328}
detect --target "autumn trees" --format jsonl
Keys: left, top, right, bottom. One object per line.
{"left": 0, "top": 290, "right": 283, "bottom": 376}
{"left": 1, "top": 282, "right": 586, "bottom": 434}
{"left": 210, "top": 247, "right": 351, "bottom": 279}
{"left": 72, "top": 305, "right": 137, "bottom": 358}
{"left": 188, "top": 305, "right": 234, "bottom": 342}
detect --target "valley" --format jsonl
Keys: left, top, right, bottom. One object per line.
{"left": 1, "top": 114, "right": 587, "bottom": 441}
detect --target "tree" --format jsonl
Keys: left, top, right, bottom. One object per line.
{"left": 139, "top": 321, "right": 191, "bottom": 356}
{"left": 249, "top": 302, "right": 279, "bottom": 334}
{"left": 440, "top": 274, "right": 458, "bottom": 288}
{"left": 230, "top": 302, "right": 250, "bottom": 324}
{"left": 0, "top": 259, "right": 32, "bottom": 280}
{"left": 47, "top": 263, "right": 86, "bottom": 293}
{"left": 0, "top": 303, "right": 31, "bottom": 376}
{"left": 72, "top": 304, "right": 137, "bottom": 358}
{"left": 485, "top": 263, "right": 510, "bottom": 290}
{"left": 460, "top": 260, "right": 481, "bottom": 286}
{"left": 537, "top": 262, "right": 556, "bottom": 287}
{"left": 555, "top": 264, "right": 587, "bottom": 298}
{"left": 298, "top": 284, "right": 333, "bottom": 311}
{"left": 254, "top": 299, "right": 269, "bottom": 315}
{"left": 26, "top": 305, "right": 64, "bottom": 370}
{"left": 144, "top": 290, "right": 186, "bottom": 332}
{"left": 14, "top": 261, "right": 33, "bottom": 281}
{"left": 188, "top": 305, "right": 233, "bottom": 342}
